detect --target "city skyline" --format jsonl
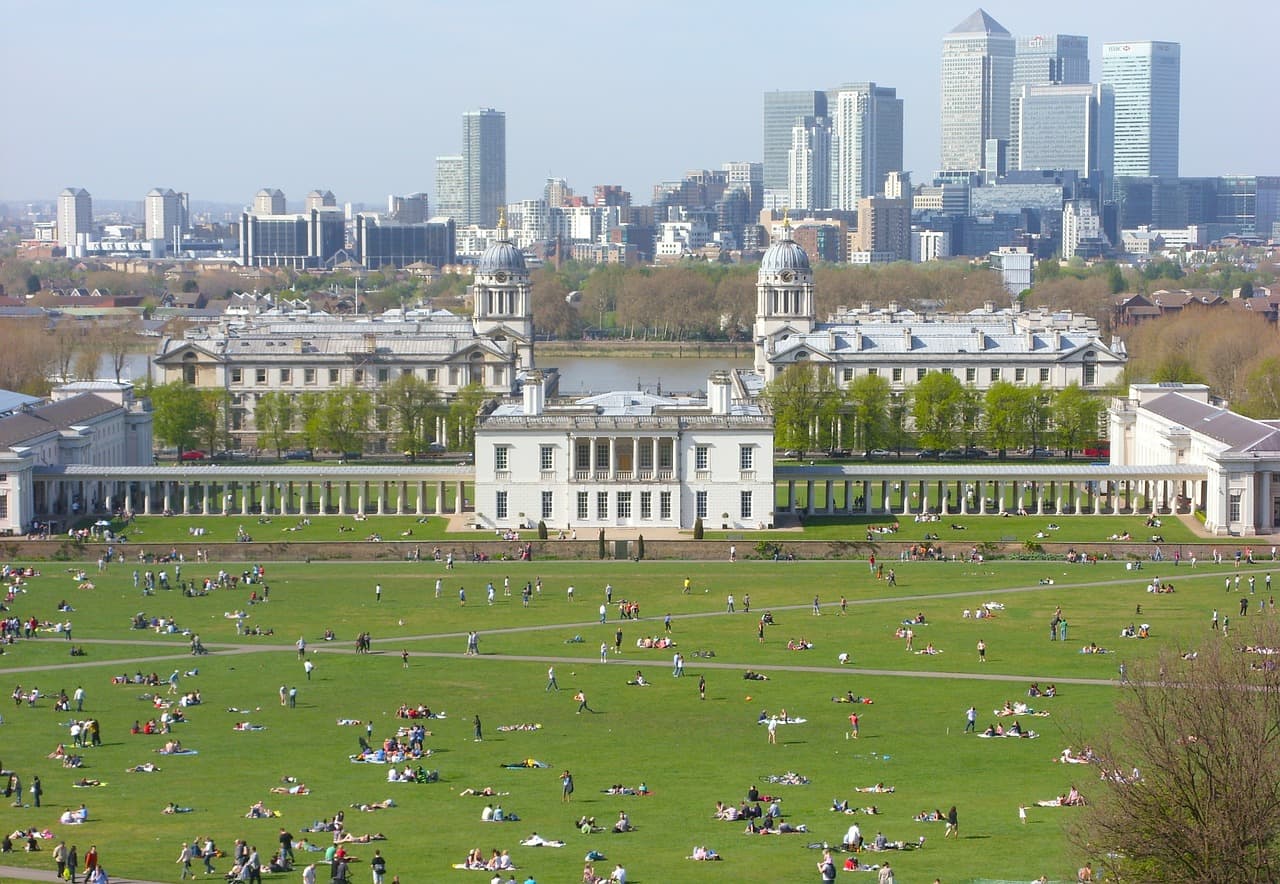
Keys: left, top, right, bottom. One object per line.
{"left": 3, "top": 0, "right": 1276, "bottom": 206}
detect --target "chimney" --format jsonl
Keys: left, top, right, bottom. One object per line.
{"left": 983, "top": 300, "right": 994, "bottom": 313}
{"left": 972, "top": 328, "right": 984, "bottom": 351}
{"left": 363, "top": 333, "right": 376, "bottom": 353}
{"left": 903, "top": 327, "right": 913, "bottom": 350}
{"left": 853, "top": 329, "right": 863, "bottom": 351}
{"left": 708, "top": 371, "right": 732, "bottom": 415}
{"left": 522, "top": 371, "right": 545, "bottom": 416}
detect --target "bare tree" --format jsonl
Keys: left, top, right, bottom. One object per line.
{"left": 1071, "top": 619, "right": 1280, "bottom": 883}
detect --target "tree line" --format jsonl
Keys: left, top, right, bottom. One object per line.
{"left": 147, "top": 376, "right": 487, "bottom": 458}
{"left": 763, "top": 364, "right": 1105, "bottom": 457}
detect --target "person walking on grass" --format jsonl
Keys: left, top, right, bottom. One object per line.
{"left": 546, "top": 666, "right": 559, "bottom": 691}
{"left": 177, "top": 842, "right": 192, "bottom": 880}
{"left": 977, "top": 639, "right": 987, "bottom": 663}
{"left": 945, "top": 806, "right": 958, "bottom": 838}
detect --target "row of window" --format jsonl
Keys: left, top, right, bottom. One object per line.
{"left": 498, "top": 444, "right": 756, "bottom": 473}
{"left": 842, "top": 366, "right": 1077, "bottom": 385}
{"left": 225, "top": 365, "right": 503, "bottom": 388}
{"left": 492, "top": 489, "right": 755, "bottom": 522}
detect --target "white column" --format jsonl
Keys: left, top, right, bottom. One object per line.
{"left": 899, "top": 481, "right": 910, "bottom": 517}
{"left": 337, "top": 483, "right": 348, "bottom": 516}
{"left": 417, "top": 482, "right": 427, "bottom": 516}
{"left": 436, "top": 481, "right": 447, "bottom": 515}
{"left": 805, "top": 480, "right": 815, "bottom": 516}
{"left": 825, "top": 481, "right": 834, "bottom": 514}
{"left": 455, "top": 481, "right": 465, "bottom": 514}
{"left": 787, "top": 482, "right": 796, "bottom": 512}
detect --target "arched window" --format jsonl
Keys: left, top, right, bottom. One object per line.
{"left": 182, "top": 352, "right": 197, "bottom": 385}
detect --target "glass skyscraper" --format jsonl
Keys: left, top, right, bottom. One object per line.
{"left": 1013, "top": 83, "right": 1113, "bottom": 188}
{"left": 940, "top": 9, "right": 1014, "bottom": 173}
{"left": 462, "top": 108, "right": 506, "bottom": 228}
{"left": 1102, "top": 41, "right": 1181, "bottom": 179}
{"left": 762, "top": 90, "right": 827, "bottom": 198}
{"left": 1009, "top": 34, "right": 1089, "bottom": 169}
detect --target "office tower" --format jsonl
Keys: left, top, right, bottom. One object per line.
{"left": 762, "top": 90, "right": 828, "bottom": 197}
{"left": 57, "top": 187, "right": 92, "bottom": 248}
{"left": 435, "top": 156, "right": 464, "bottom": 220}
{"left": 829, "top": 83, "right": 904, "bottom": 210}
{"left": 1062, "top": 198, "right": 1104, "bottom": 259}
{"left": 1102, "top": 41, "right": 1181, "bottom": 178}
{"left": 463, "top": 108, "right": 506, "bottom": 227}
{"left": 305, "top": 190, "right": 337, "bottom": 212}
{"left": 253, "top": 188, "right": 286, "bottom": 214}
{"left": 940, "top": 9, "right": 1014, "bottom": 173}
{"left": 593, "top": 185, "right": 631, "bottom": 208}
{"left": 1014, "top": 83, "right": 1113, "bottom": 187}
{"left": 788, "top": 116, "right": 832, "bottom": 211}
{"left": 884, "top": 171, "right": 911, "bottom": 201}
{"left": 388, "top": 193, "right": 429, "bottom": 224}
{"left": 144, "top": 187, "right": 185, "bottom": 245}
{"left": 722, "top": 161, "right": 764, "bottom": 218}
{"left": 354, "top": 214, "right": 455, "bottom": 269}
{"left": 1257, "top": 177, "right": 1280, "bottom": 241}
{"left": 1009, "top": 34, "right": 1089, "bottom": 168}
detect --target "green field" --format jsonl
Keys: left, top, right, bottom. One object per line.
{"left": 0, "top": 555, "right": 1268, "bottom": 882}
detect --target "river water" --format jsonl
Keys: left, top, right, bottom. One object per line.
{"left": 100, "top": 352, "right": 752, "bottom": 398}
{"left": 549, "top": 356, "right": 752, "bottom": 396}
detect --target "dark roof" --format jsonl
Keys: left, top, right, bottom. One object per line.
{"left": 1143, "top": 392, "right": 1280, "bottom": 453}
{"left": 0, "top": 394, "right": 121, "bottom": 450}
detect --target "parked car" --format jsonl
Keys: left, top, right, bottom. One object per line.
{"left": 938, "top": 449, "right": 965, "bottom": 460}
{"left": 179, "top": 450, "right": 207, "bottom": 461}
{"left": 780, "top": 449, "right": 802, "bottom": 458}
{"left": 866, "top": 448, "right": 892, "bottom": 458}
{"left": 1029, "top": 447, "right": 1054, "bottom": 458}
{"left": 284, "top": 449, "right": 313, "bottom": 461}
{"left": 827, "top": 448, "right": 851, "bottom": 458}
{"left": 915, "top": 449, "right": 939, "bottom": 459}
{"left": 964, "top": 447, "right": 989, "bottom": 459}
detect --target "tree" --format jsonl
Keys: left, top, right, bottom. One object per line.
{"left": 296, "top": 392, "right": 326, "bottom": 454}
{"left": 105, "top": 320, "right": 137, "bottom": 383}
{"left": 25, "top": 273, "right": 41, "bottom": 295}
{"left": 1018, "top": 387, "right": 1053, "bottom": 454}
{"left": 763, "top": 363, "right": 837, "bottom": 452}
{"left": 447, "top": 383, "right": 490, "bottom": 452}
{"left": 318, "top": 387, "right": 373, "bottom": 455}
{"left": 886, "top": 391, "right": 912, "bottom": 454}
{"left": 1053, "top": 385, "right": 1104, "bottom": 457}
{"left": 50, "top": 323, "right": 79, "bottom": 383}
{"left": 1071, "top": 619, "right": 1280, "bottom": 883}
{"left": 254, "top": 392, "right": 297, "bottom": 458}
{"left": 381, "top": 373, "right": 440, "bottom": 459}
{"left": 985, "top": 382, "right": 1031, "bottom": 454}
{"left": 911, "top": 371, "right": 965, "bottom": 450}
{"left": 150, "top": 382, "right": 206, "bottom": 454}
{"left": 845, "top": 374, "right": 891, "bottom": 453}
{"left": 194, "top": 390, "right": 229, "bottom": 455}
{"left": 0, "top": 318, "right": 53, "bottom": 395}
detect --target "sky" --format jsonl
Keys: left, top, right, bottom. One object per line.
{"left": 2, "top": 0, "right": 1276, "bottom": 209}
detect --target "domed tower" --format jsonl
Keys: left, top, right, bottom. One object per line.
{"left": 753, "top": 214, "right": 815, "bottom": 372}
{"left": 471, "top": 210, "right": 534, "bottom": 369}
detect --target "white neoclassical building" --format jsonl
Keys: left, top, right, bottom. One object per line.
{"left": 0, "top": 382, "right": 154, "bottom": 534}
{"left": 474, "top": 371, "right": 775, "bottom": 531}
{"left": 751, "top": 219, "right": 1126, "bottom": 392}
{"left": 1110, "top": 383, "right": 1280, "bottom": 535}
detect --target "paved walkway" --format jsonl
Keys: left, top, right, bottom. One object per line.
{"left": 0, "top": 866, "right": 168, "bottom": 884}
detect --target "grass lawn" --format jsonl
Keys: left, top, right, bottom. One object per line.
{"left": 0, "top": 556, "right": 1269, "bottom": 882}
{"left": 77, "top": 514, "right": 459, "bottom": 545}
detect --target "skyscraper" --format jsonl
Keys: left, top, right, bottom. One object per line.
{"left": 435, "top": 156, "right": 464, "bottom": 221}
{"left": 829, "top": 83, "right": 904, "bottom": 210}
{"left": 940, "top": 9, "right": 1014, "bottom": 173}
{"left": 253, "top": 188, "right": 286, "bottom": 214}
{"left": 144, "top": 188, "right": 185, "bottom": 246}
{"left": 463, "top": 108, "right": 506, "bottom": 228}
{"left": 1102, "top": 41, "right": 1181, "bottom": 178}
{"left": 1014, "top": 83, "right": 1113, "bottom": 188}
{"left": 1009, "top": 34, "right": 1089, "bottom": 168}
{"left": 787, "top": 116, "right": 831, "bottom": 211}
{"left": 762, "top": 90, "right": 828, "bottom": 200}
{"left": 57, "top": 187, "right": 92, "bottom": 249}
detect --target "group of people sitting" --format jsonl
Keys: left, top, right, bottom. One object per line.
{"left": 1027, "top": 683, "right": 1057, "bottom": 698}
{"left": 457, "top": 847, "right": 516, "bottom": 871}
{"left": 785, "top": 639, "right": 813, "bottom": 651}
{"left": 1120, "top": 623, "right": 1150, "bottom": 638}
{"left": 635, "top": 636, "right": 673, "bottom": 649}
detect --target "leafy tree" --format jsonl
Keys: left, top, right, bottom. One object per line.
{"left": 763, "top": 363, "right": 837, "bottom": 452}
{"left": 25, "top": 273, "right": 40, "bottom": 294}
{"left": 318, "top": 387, "right": 373, "bottom": 455}
{"left": 957, "top": 386, "right": 984, "bottom": 449}
{"left": 845, "top": 374, "right": 891, "bottom": 453}
{"left": 1053, "top": 385, "right": 1103, "bottom": 457}
{"left": 194, "top": 390, "right": 229, "bottom": 455}
{"left": 1072, "top": 619, "right": 1280, "bottom": 883}
{"left": 150, "top": 382, "right": 206, "bottom": 454}
{"left": 985, "top": 381, "right": 1030, "bottom": 455}
{"left": 911, "top": 371, "right": 965, "bottom": 450}
{"left": 254, "top": 392, "right": 297, "bottom": 458}
{"left": 1018, "top": 387, "right": 1053, "bottom": 454}
{"left": 447, "top": 383, "right": 489, "bottom": 451}
{"left": 296, "top": 392, "right": 326, "bottom": 454}
{"left": 886, "top": 391, "right": 913, "bottom": 454}
{"left": 381, "top": 373, "right": 440, "bottom": 459}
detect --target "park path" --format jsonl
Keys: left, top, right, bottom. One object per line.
{"left": 0, "top": 866, "right": 168, "bottom": 884}
{"left": 3, "top": 561, "right": 1221, "bottom": 684}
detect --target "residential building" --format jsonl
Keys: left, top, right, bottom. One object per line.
{"left": 252, "top": 188, "right": 286, "bottom": 215}
{"left": 388, "top": 193, "right": 429, "bottom": 224}
{"left": 1102, "top": 41, "right": 1181, "bottom": 178}
{"left": 434, "top": 156, "right": 464, "bottom": 221}
{"left": 144, "top": 188, "right": 187, "bottom": 249}
{"left": 787, "top": 116, "right": 831, "bottom": 211}
{"left": 1061, "top": 199, "right": 1106, "bottom": 260}
{"left": 474, "top": 371, "right": 774, "bottom": 531}
{"left": 911, "top": 228, "right": 950, "bottom": 262}
{"left": 990, "top": 246, "right": 1034, "bottom": 296}
{"left": 305, "top": 190, "right": 337, "bottom": 212}
{"left": 57, "top": 187, "right": 92, "bottom": 250}
{"left": 940, "top": 9, "right": 1014, "bottom": 173}
{"left": 829, "top": 83, "right": 904, "bottom": 209}
{"left": 851, "top": 196, "right": 910, "bottom": 262}
{"left": 463, "top": 108, "right": 506, "bottom": 228}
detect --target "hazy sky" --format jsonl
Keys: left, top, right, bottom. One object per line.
{"left": 3, "top": 0, "right": 1276, "bottom": 208}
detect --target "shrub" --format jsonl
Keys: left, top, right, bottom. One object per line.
{"left": 537, "top": 520, "right": 548, "bottom": 540}
{"left": 636, "top": 535, "right": 645, "bottom": 560}
{"left": 598, "top": 529, "right": 607, "bottom": 559}
{"left": 693, "top": 518, "right": 704, "bottom": 540}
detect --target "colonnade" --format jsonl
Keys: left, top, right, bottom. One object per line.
{"left": 779, "top": 474, "right": 1201, "bottom": 517}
